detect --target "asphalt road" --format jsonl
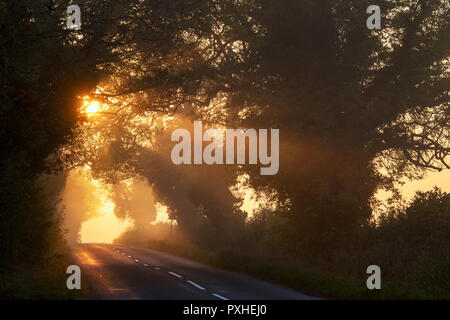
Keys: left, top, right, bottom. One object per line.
{"left": 72, "top": 243, "right": 318, "bottom": 300}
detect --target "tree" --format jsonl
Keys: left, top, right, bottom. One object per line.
{"left": 193, "top": 0, "right": 449, "bottom": 249}
{"left": 0, "top": 0, "right": 107, "bottom": 270}
{"left": 61, "top": 0, "right": 449, "bottom": 250}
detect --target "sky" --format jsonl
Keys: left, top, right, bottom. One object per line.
{"left": 80, "top": 200, "right": 132, "bottom": 243}
{"left": 376, "top": 169, "right": 450, "bottom": 201}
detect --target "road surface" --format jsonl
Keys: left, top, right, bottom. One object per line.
{"left": 72, "top": 243, "right": 318, "bottom": 300}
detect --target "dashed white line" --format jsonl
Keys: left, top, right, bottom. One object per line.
{"left": 113, "top": 247, "right": 228, "bottom": 299}
{"left": 186, "top": 280, "right": 205, "bottom": 291}
{"left": 168, "top": 271, "right": 182, "bottom": 279}
{"left": 211, "top": 293, "right": 229, "bottom": 300}
{"left": 114, "top": 248, "right": 229, "bottom": 298}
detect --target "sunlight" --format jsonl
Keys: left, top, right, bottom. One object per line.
{"left": 61, "top": 169, "right": 133, "bottom": 244}
{"left": 376, "top": 169, "right": 450, "bottom": 203}
{"left": 80, "top": 95, "right": 107, "bottom": 117}
{"left": 85, "top": 100, "right": 100, "bottom": 114}
{"left": 152, "top": 203, "right": 171, "bottom": 224}
{"left": 80, "top": 198, "right": 133, "bottom": 243}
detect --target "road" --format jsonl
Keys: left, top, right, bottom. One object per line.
{"left": 72, "top": 243, "right": 318, "bottom": 300}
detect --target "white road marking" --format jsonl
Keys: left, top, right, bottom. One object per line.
{"left": 154, "top": 267, "right": 160, "bottom": 270}
{"left": 135, "top": 259, "right": 140, "bottom": 262}
{"left": 128, "top": 255, "right": 132, "bottom": 258}
{"left": 186, "top": 280, "right": 205, "bottom": 291}
{"left": 212, "top": 293, "right": 229, "bottom": 300}
{"left": 168, "top": 271, "right": 182, "bottom": 279}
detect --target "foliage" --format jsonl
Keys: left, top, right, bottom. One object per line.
{"left": 135, "top": 188, "right": 450, "bottom": 299}
{"left": 0, "top": 1, "right": 101, "bottom": 273}
{"left": 64, "top": 0, "right": 449, "bottom": 248}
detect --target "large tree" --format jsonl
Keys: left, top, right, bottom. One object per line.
{"left": 61, "top": 0, "right": 448, "bottom": 250}
{"left": 230, "top": 0, "right": 449, "bottom": 249}
{"left": 0, "top": 0, "right": 108, "bottom": 270}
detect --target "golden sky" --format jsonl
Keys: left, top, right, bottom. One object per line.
{"left": 80, "top": 199, "right": 132, "bottom": 243}
{"left": 376, "top": 169, "right": 450, "bottom": 202}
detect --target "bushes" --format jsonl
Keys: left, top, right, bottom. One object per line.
{"left": 0, "top": 179, "right": 80, "bottom": 299}
{"left": 353, "top": 188, "right": 450, "bottom": 297}
{"left": 292, "top": 187, "right": 450, "bottom": 298}
{"left": 136, "top": 188, "right": 450, "bottom": 299}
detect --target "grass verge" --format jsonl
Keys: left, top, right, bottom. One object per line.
{"left": 144, "top": 240, "right": 440, "bottom": 300}
{"left": 0, "top": 250, "right": 84, "bottom": 300}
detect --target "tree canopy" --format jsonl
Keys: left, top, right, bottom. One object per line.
{"left": 1, "top": 0, "right": 448, "bottom": 265}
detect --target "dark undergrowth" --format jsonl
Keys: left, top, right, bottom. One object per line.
{"left": 117, "top": 188, "right": 450, "bottom": 300}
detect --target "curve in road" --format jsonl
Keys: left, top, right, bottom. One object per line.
{"left": 72, "top": 243, "right": 319, "bottom": 300}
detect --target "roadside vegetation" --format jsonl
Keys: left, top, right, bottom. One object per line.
{"left": 0, "top": 250, "right": 82, "bottom": 300}
{"left": 116, "top": 188, "right": 450, "bottom": 299}
{"left": 0, "top": 183, "right": 82, "bottom": 299}
{"left": 0, "top": 1, "right": 98, "bottom": 298}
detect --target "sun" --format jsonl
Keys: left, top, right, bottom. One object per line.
{"left": 81, "top": 97, "right": 103, "bottom": 117}
{"left": 85, "top": 101, "right": 100, "bottom": 113}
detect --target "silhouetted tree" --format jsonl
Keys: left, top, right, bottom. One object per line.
{"left": 84, "top": 0, "right": 448, "bottom": 250}
{"left": 0, "top": 0, "right": 105, "bottom": 271}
